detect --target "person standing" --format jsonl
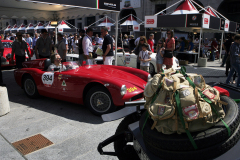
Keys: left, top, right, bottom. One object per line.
{"left": 32, "top": 33, "right": 39, "bottom": 51}
{"left": 133, "top": 36, "right": 152, "bottom": 69}
{"left": 148, "top": 33, "right": 155, "bottom": 52}
{"left": 35, "top": 29, "right": 52, "bottom": 59}
{"left": 55, "top": 33, "right": 66, "bottom": 63}
{"left": 72, "top": 35, "right": 79, "bottom": 55}
{"left": 0, "top": 40, "right": 5, "bottom": 86}
{"left": 26, "top": 34, "right": 33, "bottom": 49}
{"left": 101, "top": 27, "right": 114, "bottom": 65}
{"left": 11, "top": 32, "right": 30, "bottom": 68}
{"left": 156, "top": 40, "right": 164, "bottom": 73}
{"left": 211, "top": 38, "right": 218, "bottom": 61}
{"left": 139, "top": 43, "right": 151, "bottom": 73}
{"left": 95, "top": 34, "right": 99, "bottom": 45}
{"left": 177, "top": 37, "right": 185, "bottom": 52}
{"left": 221, "top": 34, "right": 235, "bottom": 67}
{"left": 98, "top": 35, "right": 104, "bottom": 49}
{"left": 82, "top": 28, "right": 94, "bottom": 65}
{"left": 78, "top": 29, "right": 86, "bottom": 65}
{"left": 163, "top": 30, "right": 175, "bottom": 69}
{"left": 188, "top": 38, "right": 194, "bottom": 51}
{"left": 225, "top": 34, "right": 240, "bottom": 87}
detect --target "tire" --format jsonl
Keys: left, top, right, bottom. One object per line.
{"left": 139, "top": 96, "right": 240, "bottom": 151}
{"left": 144, "top": 122, "right": 240, "bottom": 160}
{"left": 85, "top": 86, "right": 116, "bottom": 116}
{"left": 23, "top": 75, "right": 39, "bottom": 98}
{"left": 114, "top": 114, "right": 139, "bottom": 160}
{"left": 149, "top": 63, "right": 155, "bottom": 76}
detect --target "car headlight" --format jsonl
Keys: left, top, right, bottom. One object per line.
{"left": 148, "top": 74, "right": 152, "bottom": 80}
{"left": 121, "top": 85, "right": 127, "bottom": 96}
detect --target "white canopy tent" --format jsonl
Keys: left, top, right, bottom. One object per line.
{"left": 10, "top": 24, "right": 18, "bottom": 33}
{"left": 121, "top": 15, "right": 139, "bottom": 26}
{"left": 34, "top": 22, "right": 46, "bottom": 33}
{"left": 4, "top": 25, "right": 12, "bottom": 34}
{"left": 0, "top": 0, "right": 120, "bottom": 65}
{"left": 25, "top": 23, "right": 35, "bottom": 34}
{"left": 17, "top": 24, "right": 26, "bottom": 33}
{"left": 98, "top": 18, "right": 114, "bottom": 27}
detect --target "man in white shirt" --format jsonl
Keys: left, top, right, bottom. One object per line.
{"left": 98, "top": 35, "right": 104, "bottom": 49}
{"left": 82, "top": 28, "right": 94, "bottom": 65}
{"left": 26, "top": 34, "right": 33, "bottom": 49}
{"left": 35, "top": 29, "right": 52, "bottom": 59}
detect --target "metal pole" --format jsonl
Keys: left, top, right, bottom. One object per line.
{"left": 219, "top": 31, "right": 224, "bottom": 62}
{"left": 198, "top": 28, "right": 202, "bottom": 60}
{"left": 55, "top": 26, "right": 57, "bottom": 47}
{"left": 115, "top": 13, "right": 119, "bottom": 66}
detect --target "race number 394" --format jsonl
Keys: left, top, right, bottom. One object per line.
{"left": 42, "top": 72, "right": 54, "bottom": 87}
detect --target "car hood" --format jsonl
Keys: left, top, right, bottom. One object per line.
{"left": 75, "top": 65, "right": 147, "bottom": 89}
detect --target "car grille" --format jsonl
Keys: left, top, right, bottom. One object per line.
{"left": 131, "top": 93, "right": 144, "bottom": 101}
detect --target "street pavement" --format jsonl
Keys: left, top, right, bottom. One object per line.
{"left": 0, "top": 59, "right": 234, "bottom": 160}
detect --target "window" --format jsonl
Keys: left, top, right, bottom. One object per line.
{"left": 78, "top": 23, "right": 82, "bottom": 29}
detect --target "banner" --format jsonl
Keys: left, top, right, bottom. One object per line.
{"left": 28, "top": 0, "right": 120, "bottom": 11}
{"left": 224, "top": 20, "right": 229, "bottom": 32}
{"left": 186, "top": 14, "right": 202, "bottom": 27}
{"left": 202, "top": 14, "right": 210, "bottom": 29}
{"left": 145, "top": 16, "right": 157, "bottom": 28}
{"left": 133, "top": 25, "right": 140, "bottom": 31}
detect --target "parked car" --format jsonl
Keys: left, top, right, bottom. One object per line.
{"left": 14, "top": 59, "right": 151, "bottom": 116}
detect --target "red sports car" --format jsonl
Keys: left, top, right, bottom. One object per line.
{"left": 1, "top": 40, "right": 33, "bottom": 67}
{"left": 14, "top": 59, "right": 150, "bottom": 115}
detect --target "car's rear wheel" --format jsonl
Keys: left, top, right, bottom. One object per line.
{"left": 23, "top": 75, "right": 39, "bottom": 98}
{"left": 85, "top": 86, "right": 116, "bottom": 116}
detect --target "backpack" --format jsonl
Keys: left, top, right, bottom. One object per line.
{"left": 144, "top": 67, "right": 227, "bottom": 135}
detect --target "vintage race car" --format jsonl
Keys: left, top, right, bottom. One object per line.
{"left": 14, "top": 59, "right": 150, "bottom": 116}
{"left": 1, "top": 40, "right": 33, "bottom": 67}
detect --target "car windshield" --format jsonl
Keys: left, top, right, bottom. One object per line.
{"left": 63, "top": 61, "right": 79, "bottom": 71}
{"left": 2, "top": 42, "right": 12, "bottom": 48}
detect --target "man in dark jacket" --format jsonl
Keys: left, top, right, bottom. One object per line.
{"left": 78, "top": 29, "right": 85, "bottom": 65}
{"left": 226, "top": 34, "right": 240, "bottom": 87}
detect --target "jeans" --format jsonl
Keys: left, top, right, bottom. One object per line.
{"left": 211, "top": 50, "right": 216, "bottom": 61}
{"left": 226, "top": 62, "right": 240, "bottom": 87}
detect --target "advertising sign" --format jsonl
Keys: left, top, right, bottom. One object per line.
{"left": 120, "top": 0, "right": 141, "bottom": 9}
{"left": 28, "top": 0, "right": 120, "bottom": 11}
{"left": 133, "top": 25, "right": 140, "bottom": 31}
{"left": 145, "top": 16, "right": 157, "bottom": 28}
{"left": 186, "top": 14, "right": 202, "bottom": 27}
{"left": 202, "top": 14, "right": 210, "bottom": 29}
{"left": 224, "top": 20, "right": 229, "bottom": 32}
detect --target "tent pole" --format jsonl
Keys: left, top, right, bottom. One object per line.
{"left": 115, "top": 12, "right": 119, "bottom": 66}
{"left": 198, "top": 28, "right": 202, "bottom": 61}
{"left": 219, "top": 31, "right": 224, "bottom": 62}
{"left": 55, "top": 26, "right": 57, "bottom": 52}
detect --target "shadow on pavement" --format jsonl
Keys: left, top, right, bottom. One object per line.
{"left": 2, "top": 69, "right": 104, "bottom": 125}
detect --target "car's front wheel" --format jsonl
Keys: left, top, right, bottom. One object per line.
{"left": 85, "top": 86, "right": 116, "bottom": 116}
{"left": 23, "top": 75, "right": 39, "bottom": 98}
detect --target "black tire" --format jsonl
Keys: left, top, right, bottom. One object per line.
{"left": 144, "top": 122, "right": 240, "bottom": 160}
{"left": 114, "top": 114, "right": 139, "bottom": 160}
{"left": 149, "top": 63, "right": 155, "bottom": 76}
{"left": 23, "top": 75, "right": 39, "bottom": 98}
{"left": 139, "top": 96, "right": 240, "bottom": 151}
{"left": 85, "top": 86, "right": 116, "bottom": 116}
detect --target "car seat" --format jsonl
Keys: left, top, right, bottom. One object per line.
{"left": 44, "top": 59, "right": 51, "bottom": 71}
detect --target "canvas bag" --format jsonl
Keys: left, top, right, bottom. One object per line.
{"left": 144, "top": 68, "right": 226, "bottom": 135}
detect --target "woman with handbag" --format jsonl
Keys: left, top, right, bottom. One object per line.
{"left": 163, "top": 30, "right": 175, "bottom": 69}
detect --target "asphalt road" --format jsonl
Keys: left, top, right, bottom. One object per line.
{"left": 0, "top": 63, "right": 233, "bottom": 160}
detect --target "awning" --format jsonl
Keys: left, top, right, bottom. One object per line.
{"left": 121, "top": 15, "right": 139, "bottom": 26}
{"left": 98, "top": 18, "right": 113, "bottom": 26}
{"left": 57, "top": 20, "right": 77, "bottom": 33}
{"left": 0, "top": 0, "right": 120, "bottom": 20}
{"left": 171, "top": 0, "right": 199, "bottom": 15}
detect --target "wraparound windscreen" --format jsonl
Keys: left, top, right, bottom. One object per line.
{"left": 28, "top": 0, "right": 120, "bottom": 11}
